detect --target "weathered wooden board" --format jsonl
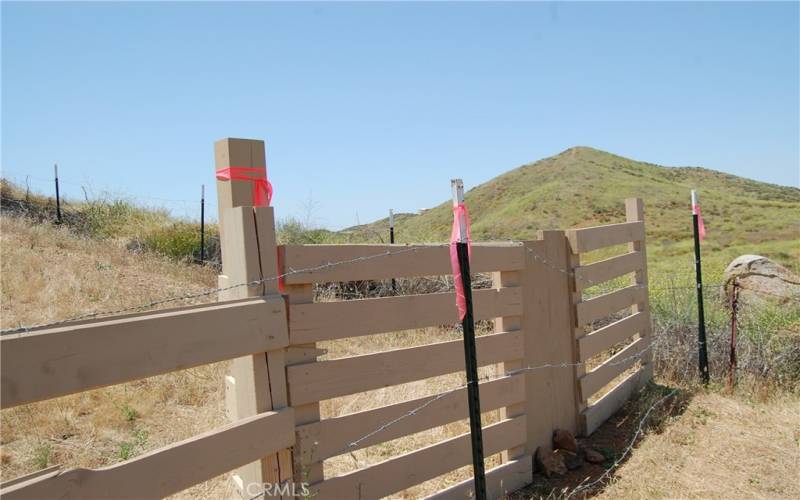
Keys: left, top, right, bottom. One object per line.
{"left": 287, "top": 331, "right": 523, "bottom": 406}
{"left": 290, "top": 287, "right": 522, "bottom": 343}
{"left": 567, "top": 221, "right": 645, "bottom": 254}
{"left": 582, "top": 366, "right": 646, "bottom": 435}
{"left": 577, "top": 312, "right": 646, "bottom": 362}
{"left": 580, "top": 336, "right": 645, "bottom": 400}
{"left": 574, "top": 251, "right": 645, "bottom": 292}
{"left": 492, "top": 268, "right": 525, "bottom": 463}
{"left": 1, "top": 297, "right": 288, "bottom": 408}
{"left": 309, "top": 416, "right": 526, "bottom": 499}
{"left": 285, "top": 283, "right": 324, "bottom": 484}
{"left": 575, "top": 285, "right": 647, "bottom": 326}
{"left": 296, "top": 374, "right": 524, "bottom": 463}
{"left": 526, "top": 234, "right": 580, "bottom": 449}
{"left": 425, "top": 455, "right": 532, "bottom": 500}
{"left": 280, "top": 243, "right": 525, "bottom": 284}
{"left": 626, "top": 198, "right": 654, "bottom": 382}
{"left": 0, "top": 409, "right": 294, "bottom": 499}
{"left": 216, "top": 137, "right": 286, "bottom": 490}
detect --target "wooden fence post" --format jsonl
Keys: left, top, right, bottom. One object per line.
{"left": 567, "top": 239, "right": 587, "bottom": 435}
{"left": 283, "top": 282, "right": 325, "bottom": 486}
{"left": 493, "top": 262, "right": 524, "bottom": 464}
{"left": 215, "top": 138, "right": 292, "bottom": 497}
{"left": 625, "top": 198, "right": 653, "bottom": 384}
{"left": 524, "top": 232, "right": 579, "bottom": 451}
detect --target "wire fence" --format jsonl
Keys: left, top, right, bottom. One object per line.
{"left": 1, "top": 169, "right": 217, "bottom": 219}
{"left": 2, "top": 192, "right": 797, "bottom": 498}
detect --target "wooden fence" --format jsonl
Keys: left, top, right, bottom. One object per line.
{"left": 0, "top": 138, "right": 653, "bottom": 499}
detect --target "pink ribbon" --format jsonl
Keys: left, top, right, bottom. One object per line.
{"left": 216, "top": 165, "right": 283, "bottom": 292}
{"left": 215, "top": 166, "right": 273, "bottom": 206}
{"left": 450, "top": 203, "right": 472, "bottom": 321}
{"left": 693, "top": 203, "right": 706, "bottom": 241}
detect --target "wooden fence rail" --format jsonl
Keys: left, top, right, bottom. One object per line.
{"left": 567, "top": 198, "right": 653, "bottom": 436}
{"left": 1, "top": 297, "right": 287, "bottom": 408}
{"left": 0, "top": 410, "right": 294, "bottom": 500}
{"left": 0, "top": 137, "right": 653, "bottom": 499}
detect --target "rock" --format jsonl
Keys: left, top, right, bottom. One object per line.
{"left": 535, "top": 447, "right": 567, "bottom": 478}
{"left": 584, "top": 447, "right": 605, "bottom": 464}
{"left": 552, "top": 428, "right": 578, "bottom": 452}
{"left": 723, "top": 255, "right": 800, "bottom": 307}
{"left": 556, "top": 449, "right": 584, "bottom": 470}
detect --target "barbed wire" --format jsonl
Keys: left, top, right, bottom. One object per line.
{"left": 246, "top": 295, "right": 745, "bottom": 500}
{"left": 246, "top": 340, "right": 658, "bottom": 500}
{"left": 527, "top": 246, "right": 800, "bottom": 305}
{"left": 0, "top": 245, "right": 445, "bottom": 335}
{"left": 338, "top": 341, "right": 656, "bottom": 456}
{"left": 565, "top": 386, "right": 679, "bottom": 499}
{"left": 8, "top": 240, "right": 787, "bottom": 335}
{"left": 3, "top": 223, "right": 795, "bottom": 498}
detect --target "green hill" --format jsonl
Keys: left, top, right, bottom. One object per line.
{"left": 344, "top": 147, "right": 800, "bottom": 275}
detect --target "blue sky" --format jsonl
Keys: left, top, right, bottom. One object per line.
{"left": 2, "top": 1, "right": 798, "bottom": 228}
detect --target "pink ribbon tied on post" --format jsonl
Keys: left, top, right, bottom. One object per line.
{"left": 215, "top": 166, "right": 273, "bottom": 206}
{"left": 692, "top": 203, "right": 706, "bottom": 241}
{"left": 449, "top": 202, "right": 472, "bottom": 321}
{"left": 216, "top": 165, "right": 283, "bottom": 292}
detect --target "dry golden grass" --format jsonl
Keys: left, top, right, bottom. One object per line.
{"left": 0, "top": 215, "right": 233, "bottom": 498}
{"left": 597, "top": 392, "right": 800, "bottom": 499}
{"left": 0, "top": 215, "right": 499, "bottom": 498}
{"left": 4, "top": 214, "right": 798, "bottom": 500}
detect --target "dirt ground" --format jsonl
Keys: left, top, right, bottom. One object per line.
{"left": 516, "top": 386, "right": 799, "bottom": 499}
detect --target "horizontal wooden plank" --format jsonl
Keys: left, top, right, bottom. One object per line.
{"left": 426, "top": 455, "right": 532, "bottom": 500}
{"left": 296, "top": 374, "right": 525, "bottom": 463}
{"left": 574, "top": 251, "right": 645, "bottom": 292}
{"left": 290, "top": 287, "right": 522, "bottom": 344}
{"left": 567, "top": 221, "right": 645, "bottom": 254}
{"left": 1, "top": 297, "right": 288, "bottom": 408}
{"left": 580, "top": 337, "right": 646, "bottom": 400}
{"left": 575, "top": 285, "right": 647, "bottom": 326}
{"left": 0, "top": 466, "right": 62, "bottom": 490}
{"left": 280, "top": 244, "right": 525, "bottom": 284}
{"left": 0, "top": 408, "right": 295, "bottom": 499}
{"left": 310, "top": 415, "right": 526, "bottom": 499}
{"left": 583, "top": 366, "right": 646, "bottom": 436}
{"left": 577, "top": 312, "right": 647, "bottom": 361}
{"left": 287, "top": 331, "right": 523, "bottom": 406}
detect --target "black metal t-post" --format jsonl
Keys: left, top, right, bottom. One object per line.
{"left": 54, "top": 164, "right": 62, "bottom": 224}
{"left": 389, "top": 209, "right": 397, "bottom": 293}
{"left": 692, "top": 190, "right": 709, "bottom": 385}
{"left": 200, "top": 184, "right": 206, "bottom": 264}
{"left": 451, "top": 179, "right": 486, "bottom": 500}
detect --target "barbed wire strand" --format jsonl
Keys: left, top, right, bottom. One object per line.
{"left": 0, "top": 245, "right": 446, "bottom": 334}
{"left": 246, "top": 341, "right": 658, "bottom": 500}
{"left": 3, "top": 226, "right": 795, "bottom": 498}
{"left": 565, "top": 387, "right": 679, "bottom": 499}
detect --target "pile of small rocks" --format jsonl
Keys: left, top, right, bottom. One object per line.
{"left": 534, "top": 429, "right": 606, "bottom": 478}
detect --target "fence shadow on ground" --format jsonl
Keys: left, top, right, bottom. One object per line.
{"left": 512, "top": 382, "right": 691, "bottom": 499}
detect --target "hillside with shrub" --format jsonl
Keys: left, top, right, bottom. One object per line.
{"left": 345, "top": 147, "right": 799, "bottom": 267}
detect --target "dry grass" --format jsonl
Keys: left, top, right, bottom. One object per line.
{"left": 0, "top": 214, "right": 498, "bottom": 498}
{"left": 0, "top": 215, "right": 233, "bottom": 497}
{"left": 3, "top": 214, "right": 799, "bottom": 500}
{"left": 597, "top": 392, "right": 800, "bottom": 499}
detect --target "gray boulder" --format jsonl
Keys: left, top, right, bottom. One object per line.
{"left": 723, "top": 255, "right": 800, "bottom": 306}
